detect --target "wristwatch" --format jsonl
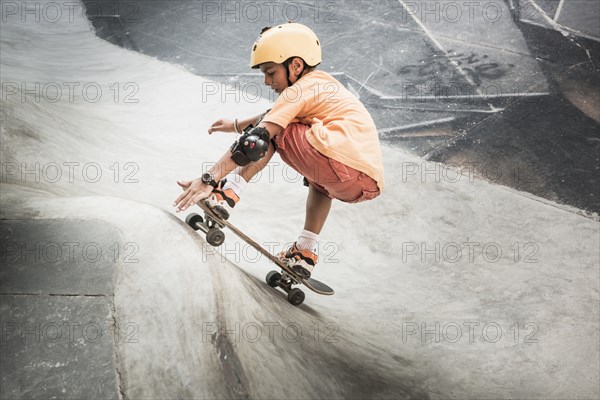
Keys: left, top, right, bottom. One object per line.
{"left": 201, "top": 172, "right": 218, "bottom": 188}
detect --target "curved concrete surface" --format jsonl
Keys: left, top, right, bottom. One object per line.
{"left": 2, "top": 186, "right": 598, "bottom": 398}
{"left": 1, "top": 196, "right": 228, "bottom": 398}
{"left": 1, "top": 195, "right": 429, "bottom": 399}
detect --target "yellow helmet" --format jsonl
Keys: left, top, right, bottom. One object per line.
{"left": 250, "top": 23, "right": 322, "bottom": 69}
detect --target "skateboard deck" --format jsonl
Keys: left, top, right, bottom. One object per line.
{"left": 185, "top": 200, "right": 334, "bottom": 306}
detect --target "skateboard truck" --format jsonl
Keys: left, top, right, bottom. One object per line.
{"left": 266, "top": 269, "right": 306, "bottom": 306}
{"left": 185, "top": 212, "right": 226, "bottom": 247}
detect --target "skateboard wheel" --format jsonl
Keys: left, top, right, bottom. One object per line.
{"left": 266, "top": 271, "right": 281, "bottom": 287}
{"left": 185, "top": 213, "right": 204, "bottom": 231}
{"left": 206, "top": 228, "right": 225, "bottom": 246}
{"left": 287, "top": 288, "right": 305, "bottom": 306}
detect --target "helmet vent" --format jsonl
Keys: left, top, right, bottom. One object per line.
{"left": 316, "top": 40, "right": 320, "bottom": 46}
{"left": 253, "top": 45, "right": 257, "bottom": 51}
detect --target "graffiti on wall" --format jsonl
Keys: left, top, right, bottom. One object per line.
{"left": 397, "top": 50, "right": 516, "bottom": 92}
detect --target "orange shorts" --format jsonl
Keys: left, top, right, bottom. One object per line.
{"left": 274, "top": 123, "right": 380, "bottom": 203}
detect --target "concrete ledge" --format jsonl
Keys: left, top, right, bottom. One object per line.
{"left": 0, "top": 196, "right": 230, "bottom": 399}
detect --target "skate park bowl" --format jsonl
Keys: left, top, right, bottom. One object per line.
{"left": 1, "top": 1, "right": 598, "bottom": 398}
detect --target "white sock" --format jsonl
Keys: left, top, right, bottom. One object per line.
{"left": 296, "top": 229, "right": 319, "bottom": 253}
{"left": 222, "top": 171, "right": 248, "bottom": 198}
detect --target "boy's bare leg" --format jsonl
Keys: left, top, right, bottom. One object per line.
{"left": 304, "top": 185, "right": 332, "bottom": 234}
{"left": 238, "top": 142, "right": 276, "bottom": 182}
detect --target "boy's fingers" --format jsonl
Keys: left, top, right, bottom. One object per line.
{"left": 174, "top": 181, "right": 211, "bottom": 210}
{"left": 174, "top": 187, "right": 192, "bottom": 206}
{"left": 177, "top": 195, "right": 192, "bottom": 211}
{"left": 188, "top": 191, "right": 201, "bottom": 205}
{"left": 175, "top": 181, "right": 194, "bottom": 200}
{"left": 174, "top": 193, "right": 186, "bottom": 206}
{"left": 182, "top": 188, "right": 202, "bottom": 208}
{"left": 184, "top": 192, "right": 207, "bottom": 210}
{"left": 182, "top": 198, "right": 194, "bottom": 211}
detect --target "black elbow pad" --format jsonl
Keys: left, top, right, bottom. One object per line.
{"left": 230, "top": 126, "right": 270, "bottom": 166}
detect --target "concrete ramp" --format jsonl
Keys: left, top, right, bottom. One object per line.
{"left": 1, "top": 196, "right": 227, "bottom": 398}
{"left": 0, "top": 195, "right": 428, "bottom": 399}
{"left": 209, "top": 253, "right": 426, "bottom": 399}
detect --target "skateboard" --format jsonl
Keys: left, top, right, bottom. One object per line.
{"left": 185, "top": 200, "right": 334, "bottom": 306}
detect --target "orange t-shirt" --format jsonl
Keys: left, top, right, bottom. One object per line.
{"left": 262, "top": 70, "right": 385, "bottom": 191}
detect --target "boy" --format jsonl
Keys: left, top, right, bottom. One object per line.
{"left": 174, "top": 22, "right": 384, "bottom": 279}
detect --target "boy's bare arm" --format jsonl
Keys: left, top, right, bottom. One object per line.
{"left": 175, "top": 121, "right": 282, "bottom": 212}
{"left": 207, "top": 111, "right": 269, "bottom": 134}
{"left": 237, "top": 113, "right": 263, "bottom": 131}
{"left": 174, "top": 149, "right": 237, "bottom": 212}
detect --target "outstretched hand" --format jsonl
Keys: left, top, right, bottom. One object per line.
{"left": 173, "top": 179, "right": 214, "bottom": 212}
{"left": 208, "top": 118, "right": 235, "bottom": 134}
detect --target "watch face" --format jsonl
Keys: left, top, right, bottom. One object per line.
{"left": 202, "top": 173, "right": 217, "bottom": 187}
